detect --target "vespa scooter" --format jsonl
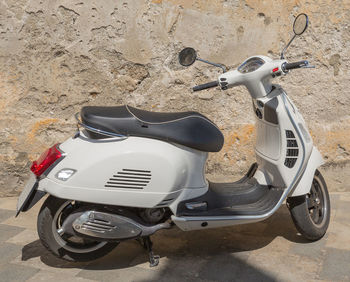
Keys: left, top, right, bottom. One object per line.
{"left": 17, "top": 13, "right": 330, "bottom": 266}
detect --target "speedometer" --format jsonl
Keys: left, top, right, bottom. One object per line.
{"left": 238, "top": 57, "right": 265, "bottom": 73}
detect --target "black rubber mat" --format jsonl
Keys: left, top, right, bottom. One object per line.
{"left": 176, "top": 164, "right": 284, "bottom": 217}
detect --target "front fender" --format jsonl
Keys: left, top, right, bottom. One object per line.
{"left": 290, "top": 146, "right": 324, "bottom": 197}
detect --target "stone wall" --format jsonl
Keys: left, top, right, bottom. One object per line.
{"left": 1, "top": 0, "right": 349, "bottom": 196}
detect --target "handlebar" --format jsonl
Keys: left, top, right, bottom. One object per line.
{"left": 192, "top": 59, "right": 311, "bottom": 92}
{"left": 193, "top": 81, "right": 218, "bottom": 92}
{"left": 282, "top": 60, "right": 309, "bottom": 71}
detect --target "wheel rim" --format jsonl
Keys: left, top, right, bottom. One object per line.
{"left": 52, "top": 201, "right": 107, "bottom": 253}
{"left": 306, "top": 176, "right": 328, "bottom": 227}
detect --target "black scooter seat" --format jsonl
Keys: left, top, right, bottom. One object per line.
{"left": 81, "top": 105, "right": 224, "bottom": 152}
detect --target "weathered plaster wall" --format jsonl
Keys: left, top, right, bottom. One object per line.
{"left": 1, "top": 0, "right": 349, "bottom": 196}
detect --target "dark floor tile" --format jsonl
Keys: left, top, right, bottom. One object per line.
{"left": 319, "top": 247, "right": 350, "bottom": 281}
{"left": 0, "top": 263, "right": 39, "bottom": 282}
{"left": 0, "top": 209, "right": 16, "bottom": 223}
{"left": 334, "top": 199, "right": 350, "bottom": 224}
{"left": 78, "top": 266, "right": 158, "bottom": 282}
{"left": 0, "top": 243, "right": 24, "bottom": 265}
{"left": 288, "top": 235, "right": 327, "bottom": 261}
{"left": 197, "top": 254, "right": 276, "bottom": 282}
{"left": 0, "top": 224, "right": 24, "bottom": 243}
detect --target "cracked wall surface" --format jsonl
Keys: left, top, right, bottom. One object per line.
{"left": 1, "top": 0, "right": 349, "bottom": 196}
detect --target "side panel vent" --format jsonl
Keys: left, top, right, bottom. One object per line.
{"left": 105, "top": 169, "right": 151, "bottom": 189}
{"left": 284, "top": 130, "right": 298, "bottom": 168}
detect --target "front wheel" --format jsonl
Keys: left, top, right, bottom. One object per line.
{"left": 287, "top": 170, "right": 330, "bottom": 241}
{"left": 37, "top": 196, "right": 119, "bottom": 261}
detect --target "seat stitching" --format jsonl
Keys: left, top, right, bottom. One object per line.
{"left": 125, "top": 105, "right": 223, "bottom": 136}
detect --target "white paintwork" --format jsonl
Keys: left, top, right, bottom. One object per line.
{"left": 255, "top": 120, "right": 281, "bottom": 161}
{"left": 291, "top": 146, "right": 324, "bottom": 196}
{"left": 171, "top": 57, "right": 321, "bottom": 231}
{"left": 34, "top": 54, "right": 324, "bottom": 232}
{"left": 218, "top": 56, "right": 287, "bottom": 98}
{"left": 38, "top": 134, "right": 208, "bottom": 208}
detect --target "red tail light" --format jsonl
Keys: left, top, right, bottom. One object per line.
{"left": 30, "top": 144, "right": 62, "bottom": 177}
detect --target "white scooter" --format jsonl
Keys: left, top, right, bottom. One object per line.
{"left": 17, "top": 14, "right": 330, "bottom": 266}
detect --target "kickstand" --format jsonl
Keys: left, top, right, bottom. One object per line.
{"left": 142, "top": 236, "right": 160, "bottom": 267}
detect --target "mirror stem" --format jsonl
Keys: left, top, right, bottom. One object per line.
{"left": 280, "top": 34, "right": 296, "bottom": 59}
{"left": 196, "top": 58, "right": 227, "bottom": 72}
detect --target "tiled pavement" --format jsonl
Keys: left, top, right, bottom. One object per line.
{"left": 0, "top": 194, "right": 349, "bottom": 282}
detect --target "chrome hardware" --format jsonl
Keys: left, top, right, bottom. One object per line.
{"left": 73, "top": 211, "right": 141, "bottom": 239}
{"left": 75, "top": 112, "right": 128, "bottom": 139}
{"left": 185, "top": 202, "right": 208, "bottom": 211}
{"left": 71, "top": 211, "right": 172, "bottom": 240}
{"left": 301, "top": 65, "right": 315, "bottom": 68}
{"left": 196, "top": 58, "right": 227, "bottom": 72}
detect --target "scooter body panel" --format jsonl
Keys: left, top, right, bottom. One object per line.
{"left": 253, "top": 86, "right": 314, "bottom": 190}
{"left": 38, "top": 133, "right": 208, "bottom": 208}
{"left": 171, "top": 85, "right": 319, "bottom": 231}
{"left": 291, "top": 146, "right": 324, "bottom": 196}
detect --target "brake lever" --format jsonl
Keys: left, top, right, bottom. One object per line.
{"left": 301, "top": 65, "right": 315, "bottom": 68}
{"left": 301, "top": 61, "right": 315, "bottom": 68}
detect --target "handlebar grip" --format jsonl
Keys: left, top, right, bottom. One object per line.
{"left": 283, "top": 60, "right": 308, "bottom": 71}
{"left": 193, "top": 81, "right": 218, "bottom": 92}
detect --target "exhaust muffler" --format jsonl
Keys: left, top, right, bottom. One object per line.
{"left": 61, "top": 210, "right": 171, "bottom": 241}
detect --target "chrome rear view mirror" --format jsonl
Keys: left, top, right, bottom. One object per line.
{"left": 281, "top": 13, "right": 309, "bottom": 59}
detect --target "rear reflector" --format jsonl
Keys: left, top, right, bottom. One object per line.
{"left": 31, "top": 144, "right": 62, "bottom": 177}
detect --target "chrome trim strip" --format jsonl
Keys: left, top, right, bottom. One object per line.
{"left": 172, "top": 90, "right": 308, "bottom": 223}
{"left": 75, "top": 112, "right": 128, "bottom": 139}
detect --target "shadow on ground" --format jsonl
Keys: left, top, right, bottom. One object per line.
{"left": 21, "top": 204, "right": 312, "bottom": 281}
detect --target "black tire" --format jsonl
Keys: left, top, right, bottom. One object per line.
{"left": 287, "top": 170, "right": 330, "bottom": 241}
{"left": 37, "top": 196, "right": 118, "bottom": 261}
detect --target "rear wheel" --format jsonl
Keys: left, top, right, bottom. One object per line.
{"left": 287, "top": 170, "right": 330, "bottom": 241}
{"left": 37, "top": 196, "right": 118, "bottom": 261}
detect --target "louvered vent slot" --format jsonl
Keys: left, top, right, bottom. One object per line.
{"left": 105, "top": 169, "right": 151, "bottom": 189}
{"left": 285, "top": 130, "right": 298, "bottom": 168}
{"left": 285, "top": 130, "right": 295, "bottom": 138}
{"left": 287, "top": 149, "right": 299, "bottom": 156}
{"left": 284, "top": 158, "right": 297, "bottom": 168}
{"left": 287, "top": 140, "right": 298, "bottom": 147}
